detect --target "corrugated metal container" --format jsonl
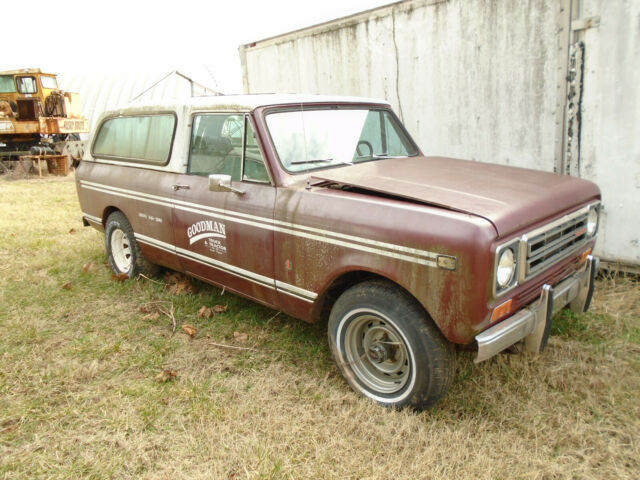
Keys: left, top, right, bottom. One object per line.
{"left": 239, "top": 0, "right": 640, "bottom": 268}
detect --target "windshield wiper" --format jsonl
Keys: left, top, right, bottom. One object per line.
{"left": 355, "top": 153, "right": 390, "bottom": 159}
{"left": 290, "top": 158, "right": 334, "bottom": 165}
{"left": 291, "top": 158, "right": 354, "bottom": 167}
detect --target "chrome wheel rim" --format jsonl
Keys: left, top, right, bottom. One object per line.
{"left": 110, "top": 229, "right": 132, "bottom": 274}
{"left": 344, "top": 313, "right": 410, "bottom": 394}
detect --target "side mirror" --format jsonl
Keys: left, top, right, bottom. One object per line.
{"left": 208, "top": 174, "right": 244, "bottom": 195}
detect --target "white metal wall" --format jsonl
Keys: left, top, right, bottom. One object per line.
{"left": 241, "top": 0, "right": 563, "bottom": 172}
{"left": 577, "top": 0, "right": 640, "bottom": 265}
{"left": 240, "top": 0, "right": 639, "bottom": 266}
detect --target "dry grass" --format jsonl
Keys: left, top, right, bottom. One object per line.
{"left": 0, "top": 174, "right": 638, "bottom": 479}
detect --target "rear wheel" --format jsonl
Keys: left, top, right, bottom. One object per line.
{"left": 328, "top": 280, "right": 455, "bottom": 409}
{"left": 105, "top": 211, "right": 158, "bottom": 278}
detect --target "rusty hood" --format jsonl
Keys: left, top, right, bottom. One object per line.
{"left": 312, "top": 156, "right": 601, "bottom": 237}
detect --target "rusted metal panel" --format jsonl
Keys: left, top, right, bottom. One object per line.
{"left": 563, "top": 41, "right": 584, "bottom": 177}
{"left": 2, "top": 116, "right": 90, "bottom": 136}
{"left": 10, "top": 120, "right": 40, "bottom": 134}
{"left": 38, "top": 117, "right": 90, "bottom": 134}
{"left": 312, "top": 156, "right": 600, "bottom": 237}
{"left": 571, "top": 15, "right": 600, "bottom": 31}
{"left": 40, "top": 117, "right": 60, "bottom": 134}
{"left": 76, "top": 161, "right": 183, "bottom": 272}
{"left": 172, "top": 175, "right": 278, "bottom": 307}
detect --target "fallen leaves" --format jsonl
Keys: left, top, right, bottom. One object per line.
{"left": 112, "top": 272, "right": 129, "bottom": 282}
{"left": 155, "top": 369, "right": 177, "bottom": 383}
{"left": 197, "top": 304, "right": 228, "bottom": 319}
{"left": 181, "top": 324, "right": 198, "bottom": 338}
{"left": 164, "top": 272, "right": 197, "bottom": 295}
{"left": 139, "top": 302, "right": 176, "bottom": 332}
{"left": 233, "top": 331, "right": 248, "bottom": 343}
{"left": 139, "top": 304, "right": 154, "bottom": 314}
{"left": 61, "top": 281, "right": 73, "bottom": 290}
{"left": 213, "top": 304, "right": 228, "bottom": 314}
{"left": 168, "top": 281, "right": 194, "bottom": 295}
{"left": 68, "top": 228, "right": 77, "bottom": 234}
{"left": 143, "top": 312, "right": 160, "bottom": 321}
{"left": 0, "top": 418, "right": 19, "bottom": 435}
{"left": 197, "top": 306, "right": 214, "bottom": 319}
{"left": 82, "top": 261, "right": 97, "bottom": 273}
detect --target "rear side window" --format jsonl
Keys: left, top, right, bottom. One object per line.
{"left": 93, "top": 114, "right": 176, "bottom": 165}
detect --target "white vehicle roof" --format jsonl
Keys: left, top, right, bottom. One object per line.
{"left": 100, "top": 93, "right": 391, "bottom": 118}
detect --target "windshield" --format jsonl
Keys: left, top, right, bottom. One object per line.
{"left": 265, "top": 108, "right": 419, "bottom": 173}
{"left": 0, "top": 75, "right": 16, "bottom": 93}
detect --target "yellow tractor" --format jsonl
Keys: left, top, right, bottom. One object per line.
{"left": 0, "top": 68, "right": 89, "bottom": 172}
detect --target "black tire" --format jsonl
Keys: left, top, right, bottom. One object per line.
{"left": 328, "top": 280, "right": 455, "bottom": 410}
{"left": 105, "top": 211, "right": 159, "bottom": 278}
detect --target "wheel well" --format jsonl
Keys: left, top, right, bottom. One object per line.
{"left": 312, "top": 271, "right": 428, "bottom": 324}
{"left": 102, "top": 206, "right": 121, "bottom": 226}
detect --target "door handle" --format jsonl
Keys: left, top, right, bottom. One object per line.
{"left": 172, "top": 184, "right": 190, "bottom": 191}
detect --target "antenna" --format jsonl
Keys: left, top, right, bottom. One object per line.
{"left": 204, "top": 65, "right": 220, "bottom": 91}
{"left": 129, "top": 71, "right": 175, "bottom": 102}
{"left": 300, "top": 101, "right": 308, "bottom": 165}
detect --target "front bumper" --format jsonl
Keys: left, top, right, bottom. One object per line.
{"left": 475, "top": 255, "right": 598, "bottom": 363}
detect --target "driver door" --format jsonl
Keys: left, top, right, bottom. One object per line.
{"left": 171, "top": 113, "right": 277, "bottom": 306}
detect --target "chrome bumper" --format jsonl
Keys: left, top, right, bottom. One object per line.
{"left": 475, "top": 255, "right": 598, "bottom": 363}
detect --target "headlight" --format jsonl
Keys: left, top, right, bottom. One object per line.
{"left": 496, "top": 247, "right": 516, "bottom": 289}
{"left": 586, "top": 207, "right": 599, "bottom": 236}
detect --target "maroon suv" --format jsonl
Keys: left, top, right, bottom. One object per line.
{"left": 75, "top": 94, "right": 600, "bottom": 409}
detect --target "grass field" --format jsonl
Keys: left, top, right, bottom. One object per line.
{"left": 0, "top": 174, "right": 638, "bottom": 479}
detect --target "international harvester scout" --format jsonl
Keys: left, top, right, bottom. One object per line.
{"left": 75, "top": 95, "right": 600, "bottom": 409}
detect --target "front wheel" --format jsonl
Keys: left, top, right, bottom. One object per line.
{"left": 105, "top": 211, "right": 159, "bottom": 278}
{"left": 328, "top": 280, "right": 455, "bottom": 410}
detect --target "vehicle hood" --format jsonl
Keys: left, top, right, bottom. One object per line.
{"left": 312, "top": 156, "right": 601, "bottom": 236}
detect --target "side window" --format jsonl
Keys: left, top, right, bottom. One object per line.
{"left": 188, "top": 114, "right": 243, "bottom": 180}
{"left": 40, "top": 76, "right": 58, "bottom": 89}
{"left": 243, "top": 119, "right": 270, "bottom": 183}
{"left": 355, "top": 110, "right": 415, "bottom": 158}
{"left": 0, "top": 75, "right": 17, "bottom": 93}
{"left": 382, "top": 111, "right": 414, "bottom": 156}
{"left": 92, "top": 114, "right": 176, "bottom": 164}
{"left": 17, "top": 76, "right": 37, "bottom": 94}
{"left": 356, "top": 111, "right": 384, "bottom": 157}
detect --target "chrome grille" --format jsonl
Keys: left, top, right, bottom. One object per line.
{"left": 524, "top": 210, "right": 589, "bottom": 278}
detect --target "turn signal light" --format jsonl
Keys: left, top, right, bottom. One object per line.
{"left": 580, "top": 248, "right": 592, "bottom": 264}
{"left": 491, "top": 299, "right": 513, "bottom": 323}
